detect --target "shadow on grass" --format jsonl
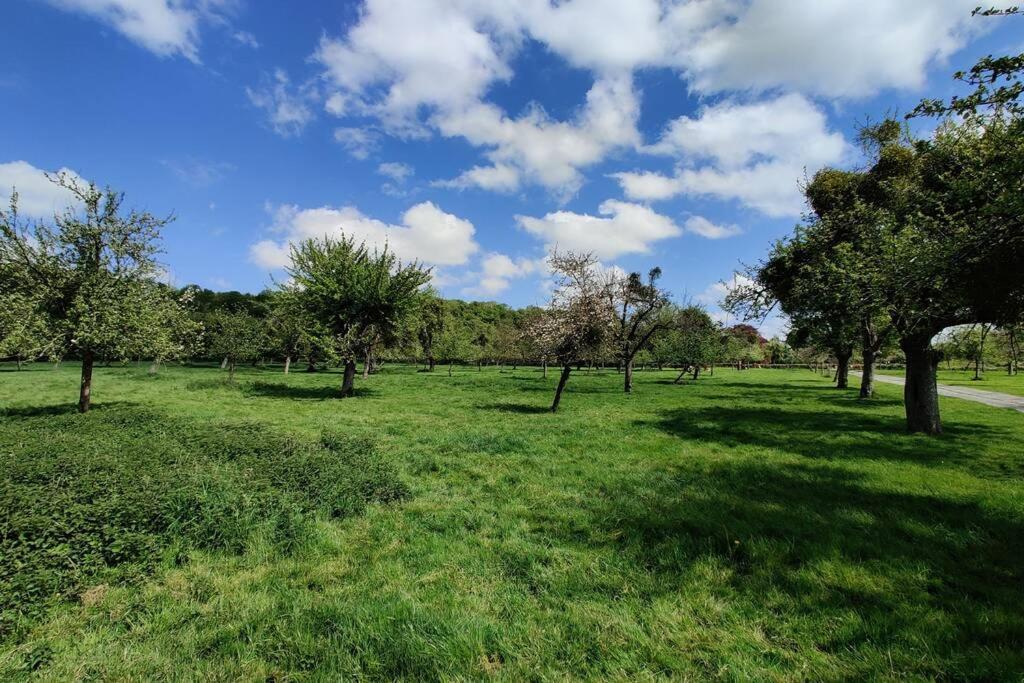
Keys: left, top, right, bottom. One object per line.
{"left": 0, "top": 402, "right": 137, "bottom": 418}
{"left": 245, "top": 382, "right": 377, "bottom": 400}
{"left": 511, "top": 457, "right": 1024, "bottom": 676}
{"left": 477, "top": 402, "right": 552, "bottom": 414}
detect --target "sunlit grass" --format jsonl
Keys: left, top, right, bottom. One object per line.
{"left": 2, "top": 362, "right": 1022, "bottom": 679}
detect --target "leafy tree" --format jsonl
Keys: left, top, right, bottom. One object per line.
{"left": 910, "top": 7, "right": 1022, "bottom": 119}
{"left": 208, "top": 310, "right": 266, "bottom": 382}
{"left": 0, "top": 176, "right": 184, "bottom": 411}
{"left": 607, "top": 268, "right": 670, "bottom": 393}
{"left": 433, "top": 320, "right": 475, "bottom": 376}
{"left": 526, "top": 251, "right": 614, "bottom": 411}
{"left": 286, "top": 236, "right": 431, "bottom": 397}
{"left": 416, "top": 293, "right": 446, "bottom": 371}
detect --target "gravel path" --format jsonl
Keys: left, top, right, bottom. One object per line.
{"left": 854, "top": 371, "right": 1024, "bottom": 413}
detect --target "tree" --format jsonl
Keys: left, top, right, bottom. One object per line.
{"left": 208, "top": 310, "right": 265, "bottom": 382}
{"left": 910, "top": 7, "right": 1022, "bottom": 119}
{"left": 416, "top": 293, "right": 446, "bottom": 371}
{"left": 526, "top": 251, "right": 614, "bottom": 412}
{"left": 0, "top": 176, "right": 184, "bottom": 412}
{"left": 286, "top": 236, "right": 431, "bottom": 397}
{"left": 607, "top": 268, "right": 670, "bottom": 393}
{"left": 433, "top": 321, "right": 475, "bottom": 376}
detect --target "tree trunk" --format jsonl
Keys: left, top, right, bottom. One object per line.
{"left": 363, "top": 349, "right": 372, "bottom": 379}
{"left": 551, "top": 364, "right": 572, "bottom": 412}
{"left": 859, "top": 347, "right": 876, "bottom": 399}
{"left": 674, "top": 368, "right": 687, "bottom": 384}
{"left": 448, "top": 361, "right": 453, "bottom": 377}
{"left": 148, "top": 360, "right": 161, "bottom": 375}
{"left": 228, "top": 361, "right": 235, "bottom": 383}
{"left": 220, "top": 356, "right": 228, "bottom": 370}
{"left": 341, "top": 359, "right": 357, "bottom": 397}
{"left": 429, "top": 356, "right": 436, "bottom": 372}
{"left": 835, "top": 351, "right": 851, "bottom": 389}
{"left": 78, "top": 349, "right": 94, "bottom": 413}
{"left": 542, "top": 358, "right": 547, "bottom": 378}
{"left": 692, "top": 365, "right": 700, "bottom": 380}
{"left": 16, "top": 357, "right": 23, "bottom": 371}
{"left": 902, "top": 336, "right": 941, "bottom": 435}
{"left": 624, "top": 359, "right": 634, "bottom": 393}
{"left": 284, "top": 355, "right": 291, "bottom": 375}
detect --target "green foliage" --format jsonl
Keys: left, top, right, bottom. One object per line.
{"left": 0, "top": 405, "right": 407, "bottom": 639}
{"left": 206, "top": 310, "right": 266, "bottom": 377}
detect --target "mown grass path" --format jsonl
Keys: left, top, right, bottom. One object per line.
{"left": 857, "top": 370, "right": 1024, "bottom": 413}
{"left": 2, "top": 364, "right": 1023, "bottom": 680}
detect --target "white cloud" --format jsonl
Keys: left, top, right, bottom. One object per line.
{"left": 433, "top": 163, "right": 520, "bottom": 193}
{"left": 232, "top": 30, "right": 259, "bottom": 48}
{"left": 516, "top": 199, "right": 681, "bottom": 260}
{"left": 614, "top": 94, "right": 849, "bottom": 217}
{"left": 0, "top": 160, "right": 85, "bottom": 218}
{"left": 246, "top": 69, "right": 317, "bottom": 138}
{"left": 333, "top": 127, "right": 378, "bottom": 160}
{"left": 685, "top": 216, "right": 742, "bottom": 240}
{"left": 685, "top": 0, "right": 983, "bottom": 98}
{"left": 308, "top": 0, "right": 982, "bottom": 198}
{"left": 461, "top": 252, "right": 546, "bottom": 298}
{"left": 434, "top": 74, "right": 640, "bottom": 197}
{"left": 45, "top": 0, "right": 203, "bottom": 62}
{"left": 249, "top": 201, "right": 479, "bottom": 270}
{"left": 377, "top": 162, "right": 413, "bottom": 183}
{"left": 162, "top": 158, "right": 234, "bottom": 187}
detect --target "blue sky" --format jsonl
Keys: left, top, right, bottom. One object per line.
{"left": 1, "top": 1, "right": 1019, "bottom": 336}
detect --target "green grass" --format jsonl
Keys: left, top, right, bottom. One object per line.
{"left": 1, "top": 362, "right": 1023, "bottom": 680}
{"left": 879, "top": 367, "right": 1024, "bottom": 397}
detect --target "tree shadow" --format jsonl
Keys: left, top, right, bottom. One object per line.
{"left": 0, "top": 401, "right": 137, "bottom": 418}
{"left": 527, "top": 458, "right": 1024, "bottom": 676}
{"left": 477, "top": 402, "right": 552, "bottom": 414}
{"left": 639, "top": 402, "right": 1016, "bottom": 474}
{"left": 245, "top": 382, "right": 378, "bottom": 400}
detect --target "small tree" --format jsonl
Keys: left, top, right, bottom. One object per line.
{"left": 0, "top": 177, "right": 183, "bottom": 412}
{"left": 526, "top": 251, "right": 614, "bottom": 412}
{"left": 208, "top": 310, "right": 265, "bottom": 382}
{"left": 416, "top": 293, "right": 446, "bottom": 371}
{"left": 433, "top": 322, "right": 474, "bottom": 376}
{"left": 607, "top": 268, "right": 670, "bottom": 393}
{"left": 286, "top": 236, "right": 431, "bottom": 397}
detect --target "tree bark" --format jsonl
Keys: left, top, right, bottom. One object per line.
{"left": 859, "top": 347, "right": 876, "bottom": 399}
{"left": 542, "top": 358, "right": 547, "bottom": 378}
{"left": 624, "top": 358, "right": 634, "bottom": 393}
{"left": 692, "top": 365, "right": 700, "bottom": 380}
{"left": 551, "top": 364, "right": 572, "bottom": 412}
{"left": 341, "top": 359, "right": 357, "bottom": 397}
{"left": 228, "top": 360, "right": 235, "bottom": 383}
{"left": 148, "top": 360, "right": 161, "bottom": 375}
{"left": 902, "top": 336, "right": 941, "bottom": 435}
{"left": 448, "top": 361, "right": 453, "bottom": 377}
{"left": 284, "top": 355, "right": 291, "bottom": 375}
{"left": 220, "top": 356, "right": 228, "bottom": 370}
{"left": 363, "top": 349, "right": 372, "bottom": 379}
{"left": 674, "top": 368, "right": 687, "bottom": 384}
{"left": 428, "top": 356, "right": 436, "bottom": 372}
{"left": 835, "top": 350, "right": 851, "bottom": 389}
{"left": 78, "top": 349, "right": 94, "bottom": 413}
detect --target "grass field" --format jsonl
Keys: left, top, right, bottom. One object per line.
{"left": 878, "top": 367, "right": 1024, "bottom": 397}
{"left": 2, "top": 362, "right": 1023, "bottom": 680}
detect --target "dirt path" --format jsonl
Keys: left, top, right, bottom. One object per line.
{"left": 854, "top": 371, "right": 1024, "bottom": 413}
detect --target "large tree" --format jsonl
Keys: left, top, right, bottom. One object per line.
{"left": 286, "top": 236, "right": 431, "bottom": 397}
{"left": 0, "top": 176, "right": 184, "bottom": 412}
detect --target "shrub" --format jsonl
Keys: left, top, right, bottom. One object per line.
{"left": 0, "top": 407, "right": 408, "bottom": 638}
